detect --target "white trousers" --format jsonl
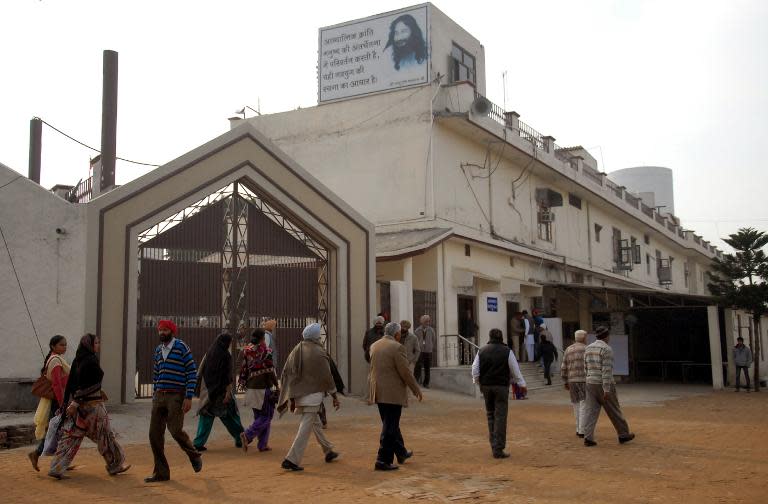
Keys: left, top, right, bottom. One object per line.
{"left": 525, "top": 342, "right": 535, "bottom": 362}
{"left": 572, "top": 400, "right": 587, "bottom": 435}
{"left": 285, "top": 411, "right": 334, "bottom": 465}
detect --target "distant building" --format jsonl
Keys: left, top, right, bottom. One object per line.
{"left": 609, "top": 166, "right": 675, "bottom": 216}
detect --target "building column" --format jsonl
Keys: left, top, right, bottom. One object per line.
{"left": 724, "top": 309, "right": 736, "bottom": 387}
{"left": 578, "top": 290, "right": 592, "bottom": 332}
{"left": 707, "top": 305, "right": 724, "bottom": 390}
{"left": 403, "top": 257, "right": 413, "bottom": 324}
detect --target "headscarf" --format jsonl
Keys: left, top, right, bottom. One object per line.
{"left": 157, "top": 319, "right": 177, "bottom": 335}
{"left": 262, "top": 319, "right": 277, "bottom": 332}
{"left": 372, "top": 316, "right": 385, "bottom": 326}
{"left": 64, "top": 333, "right": 102, "bottom": 403}
{"left": 302, "top": 323, "right": 322, "bottom": 341}
{"left": 202, "top": 333, "right": 234, "bottom": 399}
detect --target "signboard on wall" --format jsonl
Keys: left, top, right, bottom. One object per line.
{"left": 318, "top": 4, "right": 430, "bottom": 103}
{"left": 487, "top": 297, "right": 498, "bottom": 312}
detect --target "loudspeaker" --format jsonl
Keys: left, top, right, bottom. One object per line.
{"left": 470, "top": 96, "right": 492, "bottom": 117}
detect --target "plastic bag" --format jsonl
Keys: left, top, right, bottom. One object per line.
{"left": 42, "top": 413, "right": 63, "bottom": 456}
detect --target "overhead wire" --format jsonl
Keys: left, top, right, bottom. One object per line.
{"left": 36, "top": 117, "right": 160, "bottom": 167}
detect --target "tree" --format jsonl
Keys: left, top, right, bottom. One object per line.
{"left": 708, "top": 228, "right": 768, "bottom": 391}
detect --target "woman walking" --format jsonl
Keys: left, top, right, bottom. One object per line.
{"left": 193, "top": 332, "right": 245, "bottom": 451}
{"left": 29, "top": 335, "right": 70, "bottom": 471}
{"left": 238, "top": 328, "right": 279, "bottom": 452}
{"left": 48, "top": 334, "right": 130, "bottom": 479}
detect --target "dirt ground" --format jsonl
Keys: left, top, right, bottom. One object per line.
{"left": 2, "top": 385, "right": 766, "bottom": 503}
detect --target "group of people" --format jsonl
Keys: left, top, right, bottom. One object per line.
{"left": 30, "top": 334, "right": 130, "bottom": 479}
{"left": 509, "top": 310, "right": 559, "bottom": 385}
{"left": 34, "top": 313, "right": 695, "bottom": 480}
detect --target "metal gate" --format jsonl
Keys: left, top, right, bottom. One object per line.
{"left": 135, "top": 181, "right": 329, "bottom": 398}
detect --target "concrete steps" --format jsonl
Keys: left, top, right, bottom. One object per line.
{"left": 518, "top": 362, "right": 563, "bottom": 391}
{"left": 429, "top": 361, "right": 563, "bottom": 396}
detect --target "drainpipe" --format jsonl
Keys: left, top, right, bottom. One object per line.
{"left": 100, "top": 50, "right": 118, "bottom": 192}
{"left": 28, "top": 117, "right": 42, "bottom": 184}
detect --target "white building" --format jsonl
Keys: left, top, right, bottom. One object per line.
{"left": 237, "top": 2, "right": 766, "bottom": 390}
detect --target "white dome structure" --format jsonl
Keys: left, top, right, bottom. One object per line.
{"left": 608, "top": 166, "right": 675, "bottom": 215}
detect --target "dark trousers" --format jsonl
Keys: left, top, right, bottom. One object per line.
{"left": 414, "top": 352, "right": 432, "bottom": 386}
{"left": 583, "top": 384, "right": 630, "bottom": 441}
{"left": 193, "top": 406, "right": 244, "bottom": 449}
{"left": 543, "top": 359, "right": 553, "bottom": 384}
{"left": 376, "top": 403, "right": 407, "bottom": 464}
{"left": 149, "top": 392, "right": 199, "bottom": 480}
{"left": 480, "top": 385, "right": 509, "bottom": 455}
{"left": 736, "top": 366, "right": 751, "bottom": 390}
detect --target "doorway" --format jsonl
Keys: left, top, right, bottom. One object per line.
{"left": 457, "top": 295, "right": 477, "bottom": 365}
{"left": 506, "top": 301, "right": 520, "bottom": 354}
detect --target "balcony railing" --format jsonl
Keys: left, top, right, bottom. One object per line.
{"left": 65, "top": 176, "right": 93, "bottom": 203}
{"left": 606, "top": 179, "right": 623, "bottom": 199}
{"left": 582, "top": 165, "right": 603, "bottom": 185}
{"left": 624, "top": 192, "right": 640, "bottom": 209}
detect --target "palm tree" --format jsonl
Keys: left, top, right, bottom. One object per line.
{"left": 708, "top": 228, "right": 768, "bottom": 391}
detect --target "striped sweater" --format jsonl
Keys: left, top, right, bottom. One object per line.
{"left": 153, "top": 339, "right": 197, "bottom": 398}
{"left": 584, "top": 339, "right": 614, "bottom": 392}
{"left": 560, "top": 342, "right": 586, "bottom": 383}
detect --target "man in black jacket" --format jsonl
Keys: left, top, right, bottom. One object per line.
{"left": 471, "top": 329, "right": 527, "bottom": 458}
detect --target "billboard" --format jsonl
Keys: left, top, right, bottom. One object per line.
{"left": 318, "top": 4, "right": 430, "bottom": 103}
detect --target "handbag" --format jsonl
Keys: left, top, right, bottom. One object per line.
{"left": 31, "top": 375, "right": 55, "bottom": 400}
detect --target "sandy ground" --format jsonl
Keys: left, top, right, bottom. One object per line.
{"left": 1, "top": 384, "right": 766, "bottom": 503}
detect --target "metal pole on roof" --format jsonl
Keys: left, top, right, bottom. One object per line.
{"left": 28, "top": 117, "right": 42, "bottom": 184}
{"left": 100, "top": 50, "right": 118, "bottom": 192}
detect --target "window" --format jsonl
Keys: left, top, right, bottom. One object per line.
{"left": 571, "top": 272, "right": 584, "bottom": 284}
{"left": 509, "top": 256, "right": 515, "bottom": 267}
{"left": 450, "top": 43, "right": 476, "bottom": 85}
{"left": 630, "top": 237, "right": 641, "bottom": 264}
{"left": 594, "top": 224, "right": 602, "bottom": 242}
{"left": 684, "top": 261, "right": 690, "bottom": 288}
{"left": 646, "top": 253, "right": 651, "bottom": 275}
{"left": 644, "top": 234, "right": 650, "bottom": 245}
{"left": 568, "top": 193, "right": 582, "bottom": 209}
{"left": 612, "top": 228, "right": 622, "bottom": 264}
{"left": 465, "top": 244, "right": 471, "bottom": 257}
{"left": 537, "top": 203, "right": 553, "bottom": 242}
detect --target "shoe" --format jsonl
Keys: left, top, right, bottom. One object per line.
{"left": 423, "top": 385, "right": 430, "bottom": 389}
{"left": 144, "top": 475, "right": 170, "bottom": 483}
{"left": 374, "top": 461, "right": 399, "bottom": 471}
{"left": 109, "top": 464, "right": 131, "bottom": 476}
{"left": 584, "top": 439, "right": 597, "bottom": 447}
{"left": 239, "top": 432, "right": 249, "bottom": 453}
{"left": 28, "top": 451, "right": 40, "bottom": 472}
{"left": 396, "top": 450, "right": 413, "bottom": 464}
{"left": 191, "top": 456, "right": 203, "bottom": 473}
{"left": 281, "top": 459, "right": 304, "bottom": 471}
{"left": 48, "top": 472, "right": 68, "bottom": 480}
{"left": 618, "top": 433, "right": 636, "bottom": 444}
{"left": 576, "top": 433, "right": 585, "bottom": 438}
{"left": 195, "top": 446, "right": 207, "bottom": 452}
{"left": 546, "top": 382, "right": 552, "bottom": 386}
{"left": 493, "top": 452, "right": 511, "bottom": 459}
{"left": 258, "top": 446, "right": 272, "bottom": 452}
{"left": 325, "top": 451, "right": 339, "bottom": 463}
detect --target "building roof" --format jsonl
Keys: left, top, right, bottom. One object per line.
{"left": 376, "top": 227, "right": 452, "bottom": 258}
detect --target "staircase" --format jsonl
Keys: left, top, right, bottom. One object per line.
{"left": 518, "top": 361, "right": 563, "bottom": 391}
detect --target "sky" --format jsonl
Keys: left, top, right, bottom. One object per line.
{"left": 1, "top": 0, "right": 766, "bottom": 251}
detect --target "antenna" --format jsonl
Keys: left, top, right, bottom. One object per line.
{"left": 502, "top": 71, "right": 507, "bottom": 111}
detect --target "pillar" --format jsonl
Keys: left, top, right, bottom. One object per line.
{"left": 707, "top": 305, "right": 724, "bottom": 390}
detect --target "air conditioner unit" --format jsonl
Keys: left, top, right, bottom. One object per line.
{"left": 538, "top": 210, "right": 555, "bottom": 223}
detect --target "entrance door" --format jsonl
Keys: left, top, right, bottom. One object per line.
{"left": 457, "top": 295, "right": 477, "bottom": 365}
{"left": 135, "top": 180, "right": 329, "bottom": 397}
{"left": 506, "top": 301, "right": 520, "bottom": 353}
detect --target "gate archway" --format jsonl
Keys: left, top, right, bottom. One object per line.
{"left": 135, "top": 180, "right": 329, "bottom": 397}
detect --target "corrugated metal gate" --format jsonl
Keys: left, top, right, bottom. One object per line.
{"left": 135, "top": 181, "right": 328, "bottom": 398}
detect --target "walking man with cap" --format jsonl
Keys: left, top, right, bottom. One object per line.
{"left": 369, "top": 322, "right": 422, "bottom": 471}
{"left": 471, "top": 328, "right": 527, "bottom": 459}
{"left": 582, "top": 326, "right": 635, "bottom": 447}
{"left": 145, "top": 320, "right": 202, "bottom": 483}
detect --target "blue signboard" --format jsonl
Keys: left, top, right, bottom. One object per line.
{"left": 487, "top": 297, "right": 498, "bottom": 312}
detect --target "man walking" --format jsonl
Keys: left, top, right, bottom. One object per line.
{"left": 522, "top": 310, "right": 535, "bottom": 363}
{"left": 414, "top": 315, "right": 436, "bottom": 388}
{"left": 509, "top": 312, "right": 524, "bottom": 358}
{"left": 277, "top": 323, "right": 340, "bottom": 471}
{"left": 471, "top": 329, "right": 527, "bottom": 459}
{"left": 400, "top": 320, "right": 421, "bottom": 373}
{"left": 145, "top": 320, "right": 202, "bottom": 483}
{"left": 582, "top": 326, "right": 635, "bottom": 447}
{"left": 368, "top": 322, "right": 422, "bottom": 471}
{"left": 561, "top": 329, "right": 588, "bottom": 437}
{"left": 733, "top": 336, "right": 753, "bottom": 392}
{"left": 538, "top": 332, "right": 558, "bottom": 386}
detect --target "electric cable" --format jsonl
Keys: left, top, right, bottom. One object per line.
{"left": 0, "top": 222, "right": 45, "bottom": 357}
{"left": 36, "top": 117, "right": 160, "bottom": 167}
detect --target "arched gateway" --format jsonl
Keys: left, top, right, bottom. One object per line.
{"left": 84, "top": 125, "right": 375, "bottom": 402}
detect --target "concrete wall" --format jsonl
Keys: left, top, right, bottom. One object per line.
{"left": 0, "top": 166, "right": 86, "bottom": 387}
{"left": 725, "top": 309, "right": 768, "bottom": 386}
{"left": 429, "top": 4, "right": 486, "bottom": 94}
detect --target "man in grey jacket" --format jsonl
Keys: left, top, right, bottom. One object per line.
{"left": 733, "top": 336, "right": 753, "bottom": 392}
{"left": 414, "top": 315, "right": 436, "bottom": 388}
